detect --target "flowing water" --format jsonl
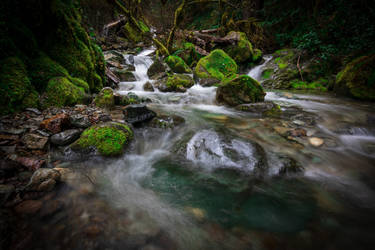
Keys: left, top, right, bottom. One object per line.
{"left": 28, "top": 50, "right": 375, "bottom": 250}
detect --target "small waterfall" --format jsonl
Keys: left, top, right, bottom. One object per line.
{"left": 248, "top": 55, "right": 272, "bottom": 82}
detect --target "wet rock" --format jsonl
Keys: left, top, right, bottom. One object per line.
{"left": 165, "top": 55, "right": 192, "bottom": 74}
{"left": 157, "top": 74, "right": 194, "bottom": 93}
{"left": 236, "top": 101, "right": 281, "bottom": 116}
{"left": 308, "top": 137, "right": 324, "bottom": 147}
{"left": 148, "top": 115, "right": 185, "bottom": 129}
{"left": 293, "top": 120, "right": 306, "bottom": 126}
{"left": 289, "top": 128, "right": 307, "bottom": 137}
{"left": 123, "top": 105, "right": 156, "bottom": 124}
{"left": 51, "top": 129, "right": 82, "bottom": 146}
{"left": 70, "top": 114, "right": 91, "bottom": 128}
{"left": 14, "top": 200, "right": 43, "bottom": 215}
{"left": 0, "top": 128, "right": 26, "bottom": 135}
{"left": 147, "top": 59, "right": 166, "bottom": 78}
{"left": 223, "top": 31, "right": 254, "bottom": 64}
{"left": 0, "top": 184, "right": 14, "bottom": 205}
{"left": 216, "top": 75, "right": 265, "bottom": 106}
{"left": 143, "top": 81, "right": 154, "bottom": 92}
{"left": 150, "top": 72, "right": 167, "bottom": 81}
{"left": 200, "top": 78, "right": 220, "bottom": 87}
{"left": 114, "top": 92, "right": 141, "bottom": 106}
{"left": 36, "top": 129, "right": 51, "bottom": 137}
{"left": 25, "top": 108, "right": 41, "bottom": 115}
{"left": 28, "top": 168, "right": 61, "bottom": 192}
{"left": 113, "top": 69, "right": 137, "bottom": 81}
{"left": 13, "top": 156, "right": 46, "bottom": 171}
{"left": 40, "top": 113, "right": 70, "bottom": 134}
{"left": 94, "top": 87, "right": 115, "bottom": 110}
{"left": 22, "top": 133, "right": 49, "bottom": 150}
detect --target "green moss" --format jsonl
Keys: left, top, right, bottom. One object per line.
{"left": 70, "top": 77, "right": 90, "bottom": 93}
{"left": 278, "top": 63, "right": 288, "bottom": 69}
{"left": 262, "top": 69, "right": 273, "bottom": 79}
{"left": 138, "top": 21, "right": 150, "bottom": 33}
{"left": 41, "top": 77, "right": 85, "bottom": 109}
{"left": 216, "top": 75, "right": 266, "bottom": 106}
{"left": 252, "top": 49, "right": 263, "bottom": 63}
{"left": 0, "top": 57, "right": 33, "bottom": 114}
{"left": 94, "top": 87, "right": 114, "bottom": 109}
{"left": 195, "top": 49, "right": 238, "bottom": 82}
{"left": 291, "top": 79, "right": 327, "bottom": 91}
{"left": 165, "top": 55, "right": 192, "bottom": 74}
{"left": 123, "top": 22, "right": 142, "bottom": 43}
{"left": 174, "top": 42, "right": 202, "bottom": 67}
{"left": 166, "top": 74, "right": 194, "bottom": 91}
{"left": 264, "top": 104, "right": 282, "bottom": 116}
{"left": 73, "top": 122, "right": 133, "bottom": 157}
{"left": 29, "top": 54, "right": 70, "bottom": 91}
{"left": 224, "top": 32, "right": 254, "bottom": 64}
{"left": 22, "top": 89, "right": 39, "bottom": 109}
{"left": 335, "top": 55, "right": 375, "bottom": 100}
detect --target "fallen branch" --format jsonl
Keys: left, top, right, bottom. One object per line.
{"left": 105, "top": 67, "right": 120, "bottom": 85}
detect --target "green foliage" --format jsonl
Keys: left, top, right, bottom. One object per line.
{"left": 73, "top": 122, "right": 133, "bottom": 157}
{"left": 195, "top": 49, "right": 238, "bottom": 82}
{"left": 165, "top": 55, "right": 192, "bottom": 73}
{"left": 41, "top": 77, "right": 85, "bottom": 109}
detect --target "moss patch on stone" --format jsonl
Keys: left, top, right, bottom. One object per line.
{"left": 216, "top": 75, "right": 265, "bottom": 106}
{"left": 72, "top": 122, "right": 133, "bottom": 157}
{"left": 95, "top": 87, "right": 115, "bottom": 109}
{"left": 123, "top": 22, "right": 143, "bottom": 43}
{"left": 41, "top": 77, "right": 85, "bottom": 109}
{"left": 224, "top": 31, "right": 254, "bottom": 64}
{"left": 165, "top": 55, "right": 192, "bottom": 74}
{"left": 166, "top": 74, "right": 194, "bottom": 91}
{"left": 195, "top": 49, "right": 238, "bottom": 82}
{"left": 291, "top": 79, "right": 328, "bottom": 91}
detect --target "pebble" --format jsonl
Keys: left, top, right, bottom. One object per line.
{"left": 308, "top": 137, "right": 324, "bottom": 147}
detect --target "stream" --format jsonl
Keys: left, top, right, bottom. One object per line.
{"left": 31, "top": 49, "right": 375, "bottom": 250}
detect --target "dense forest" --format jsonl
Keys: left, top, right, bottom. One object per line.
{"left": 1, "top": 0, "right": 375, "bottom": 249}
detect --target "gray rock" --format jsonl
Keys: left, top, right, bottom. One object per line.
{"left": 236, "top": 101, "right": 281, "bottom": 116}
{"left": 123, "top": 105, "right": 156, "bottom": 124}
{"left": 147, "top": 59, "right": 166, "bottom": 79}
{"left": 148, "top": 115, "right": 185, "bottom": 129}
{"left": 51, "top": 129, "right": 82, "bottom": 146}
{"left": 0, "top": 128, "right": 26, "bottom": 135}
{"left": 25, "top": 108, "right": 41, "bottom": 115}
{"left": 22, "top": 133, "right": 49, "bottom": 150}
{"left": 143, "top": 82, "right": 154, "bottom": 92}
{"left": 70, "top": 114, "right": 91, "bottom": 128}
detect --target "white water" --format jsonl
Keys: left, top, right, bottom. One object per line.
{"left": 248, "top": 55, "right": 272, "bottom": 81}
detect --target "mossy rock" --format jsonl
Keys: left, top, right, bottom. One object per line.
{"left": 174, "top": 42, "right": 202, "bottom": 67}
{"left": 147, "top": 59, "right": 166, "bottom": 78}
{"left": 156, "top": 74, "right": 195, "bottom": 93}
{"left": 216, "top": 75, "right": 265, "bottom": 106}
{"left": 223, "top": 31, "right": 254, "bottom": 64}
{"left": 195, "top": 49, "right": 238, "bottom": 83}
{"left": 40, "top": 77, "right": 85, "bottom": 109}
{"left": 165, "top": 55, "right": 192, "bottom": 74}
{"left": 70, "top": 77, "right": 90, "bottom": 93}
{"left": 29, "top": 54, "right": 70, "bottom": 91}
{"left": 252, "top": 49, "right": 263, "bottom": 63}
{"left": 335, "top": 55, "right": 375, "bottom": 101}
{"left": 291, "top": 79, "right": 328, "bottom": 92}
{"left": 95, "top": 87, "right": 115, "bottom": 109}
{"left": 71, "top": 122, "right": 133, "bottom": 157}
{"left": 123, "top": 22, "right": 143, "bottom": 43}
{"left": 0, "top": 57, "right": 34, "bottom": 114}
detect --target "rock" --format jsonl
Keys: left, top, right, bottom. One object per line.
{"left": 114, "top": 92, "right": 142, "bottom": 106}
{"left": 147, "top": 59, "right": 166, "bottom": 78}
{"left": 143, "top": 82, "right": 154, "bottom": 92}
{"left": 50, "top": 129, "right": 82, "bottom": 146}
{"left": 165, "top": 55, "right": 192, "bottom": 74}
{"left": 0, "top": 128, "right": 26, "bottom": 135}
{"left": 25, "top": 108, "right": 41, "bottom": 115}
{"left": 0, "top": 184, "right": 14, "bottom": 205}
{"left": 236, "top": 101, "right": 281, "bottom": 116}
{"left": 94, "top": 87, "right": 115, "bottom": 110}
{"left": 22, "top": 133, "right": 49, "bottom": 150}
{"left": 334, "top": 54, "right": 375, "bottom": 101}
{"left": 293, "top": 120, "right": 306, "bottom": 126}
{"left": 70, "top": 122, "right": 133, "bottom": 157}
{"left": 113, "top": 69, "right": 137, "bottom": 82}
{"left": 158, "top": 74, "right": 194, "bottom": 92}
{"left": 28, "top": 168, "right": 61, "bottom": 192}
{"left": 194, "top": 49, "right": 238, "bottom": 83}
{"left": 40, "top": 113, "right": 70, "bottom": 134}
{"left": 123, "top": 105, "right": 156, "bottom": 124}
{"left": 14, "top": 200, "right": 43, "bottom": 215}
{"left": 40, "top": 200, "right": 64, "bottom": 218}
{"left": 308, "top": 137, "right": 324, "bottom": 147}
{"left": 0, "top": 145, "right": 16, "bottom": 154}
{"left": 289, "top": 128, "right": 307, "bottom": 137}
{"left": 223, "top": 31, "right": 254, "bottom": 64}
{"left": 36, "top": 130, "right": 51, "bottom": 137}
{"left": 216, "top": 75, "right": 265, "bottom": 106}
{"left": 150, "top": 72, "right": 167, "bottom": 81}
{"left": 70, "top": 114, "right": 91, "bottom": 128}
{"left": 148, "top": 115, "right": 185, "bottom": 129}
{"left": 13, "top": 156, "right": 46, "bottom": 171}
{"left": 199, "top": 78, "right": 220, "bottom": 87}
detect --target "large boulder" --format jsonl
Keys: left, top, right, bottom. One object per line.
{"left": 194, "top": 49, "right": 238, "bottom": 85}
{"left": 334, "top": 55, "right": 375, "bottom": 101}
{"left": 216, "top": 75, "right": 265, "bottom": 106}
{"left": 71, "top": 122, "right": 133, "bottom": 157}
{"left": 223, "top": 31, "right": 254, "bottom": 64}
{"left": 165, "top": 55, "right": 192, "bottom": 74}
{"left": 156, "top": 74, "right": 195, "bottom": 92}
{"left": 147, "top": 59, "right": 167, "bottom": 79}
{"left": 94, "top": 87, "right": 115, "bottom": 109}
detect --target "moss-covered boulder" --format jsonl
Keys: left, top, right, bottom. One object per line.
{"left": 40, "top": 77, "right": 85, "bottom": 109}
{"left": 334, "top": 55, "right": 375, "bottom": 101}
{"left": 71, "top": 122, "right": 133, "bottom": 157}
{"left": 252, "top": 49, "right": 263, "bottom": 63}
{"left": 194, "top": 49, "right": 238, "bottom": 84}
{"left": 147, "top": 59, "right": 167, "bottom": 78}
{"left": 165, "top": 55, "right": 192, "bottom": 74}
{"left": 95, "top": 87, "right": 115, "bottom": 109}
{"left": 122, "top": 22, "right": 143, "bottom": 43}
{"left": 174, "top": 42, "right": 201, "bottom": 67}
{"left": 0, "top": 57, "right": 38, "bottom": 114}
{"left": 216, "top": 75, "right": 265, "bottom": 106}
{"left": 223, "top": 31, "right": 254, "bottom": 64}
{"left": 156, "top": 74, "right": 195, "bottom": 92}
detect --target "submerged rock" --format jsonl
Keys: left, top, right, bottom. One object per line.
{"left": 157, "top": 74, "right": 194, "bottom": 92}
{"left": 28, "top": 168, "right": 61, "bottom": 192}
{"left": 165, "top": 55, "right": 192, "bottom": 74}
{"left": 50, "top": 129, "right": 82, "bottom": 146}
{"left": 216, "top": 75, "right": 265, "bottom": 106}
{"left": 236, "top": 101, "right": 281, "bottom": 116}
{"left": 71, "top": 122, "right": 133, "bottom": 157}
{"left": 194, "top": 49, "right": 238, "bottom": 84}
{"left": 123, "top": 105, "right": 156, "bottom": 124}
{"left": 94, "top": 87, "right": 115, "bottom": 110}
{"left": 148, "top": 115, "right": 185, "bottom": 129}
